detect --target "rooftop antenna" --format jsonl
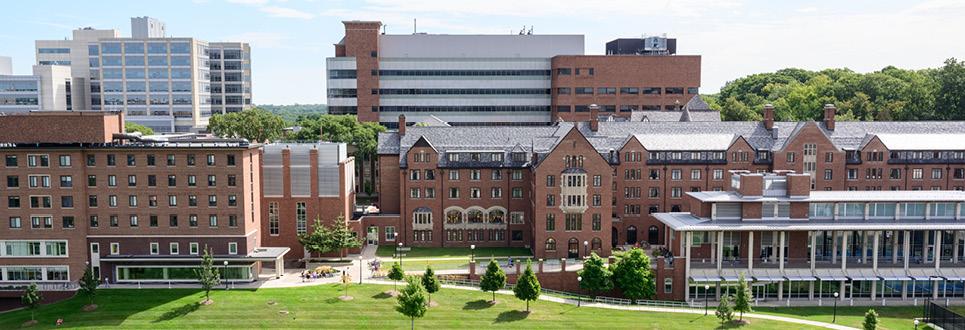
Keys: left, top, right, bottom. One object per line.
{"left": 519, "top": 26, "right": 525, "bottom": 35}
{"left": 382, "top": 24, "right": 386, "bottom": 35}
{"left": 528, "top": 26, "right": 533, "bottom": 35}
{"left": 413, "top": 18, "right": 417, "bottom": 34}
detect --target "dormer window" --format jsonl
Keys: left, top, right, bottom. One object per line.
{"left": 470, "top": 153, "right": 481, "bottom": 161}
{"left": 447, "top": 153, "right": 459, "bottom": 162}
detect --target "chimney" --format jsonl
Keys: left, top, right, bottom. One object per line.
{"left": 589, "top": 104, "right": 599, "bottom": 132}
{"left": 823, "top": 104, "right": 836, "bottom": 131}
{"left": 763, "top": 104, "right": 775, "bottom": 130}
{"left": 398, "top": 114, "right": 406, "bottom": 136}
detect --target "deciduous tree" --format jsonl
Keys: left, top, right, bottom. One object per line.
{"left": 397, "top": 276, "right": 428, "bottom": 330}
{"left": 195, "top": 247, "right": 221, "bottom": 304}
{"left": 124, "top": 122, "right": 154, "bottom": 135}
{"left": 21, "top": 283, "right": 42, "bottom": 322}
{"left": 513, "top": 260, "right": 540, "bottom": 312}
{"left": 479, "top": 259, "right": 506, "bottom": 303}
{"left": 734, "top": 273, "right": 753, "bottom": 321}
{"left": 208, "top": 107, "right": 285, "bottom": 142}
{"left": 577, "top": 252, "right": 612, "bottom": 298}
{"left": 388, "top": 262, "right": 405, "bottom": 292}
{"left": 421, "top": 266, "right": 440, "bottom": 306}
{"left": 610, "top": 248, "right": 655, "bottom": 301}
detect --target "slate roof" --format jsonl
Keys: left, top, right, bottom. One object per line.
{"left": 627, "top": 110, "right": 721, "bottom": 122}
{"left": 378, "top": 118, "right": 965, "bottom": 167}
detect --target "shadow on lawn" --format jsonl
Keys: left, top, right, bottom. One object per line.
{"left": 494, "top": 310, "right": 530, "bottom": 323}
{"left": 153, "top": 302, "right": 200, "bottom": 323}
{"left": 372, "top": 292, "right": 394, "bottom": 299}
{"left": 463, "top": 300, "right": 494, "bottom": 310}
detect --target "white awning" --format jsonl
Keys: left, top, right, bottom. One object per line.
{"left": 720, "top": 269, "right": 748, "bottom": 282}
{"left": 814, "top": 269, "right": 849, "bottom": 281}
{"left": 750, "top": 268, "right": 785, "bottom": 281}
{"left": 784, "top": 268, "right": 817, "bottom": 281}
{"left": 877, "top": 268, "right": 910, "bottom": 281}
{"left": 690, "top": 269, "right": 722, "bottom": 282}
{"left": 939, "top": 268, "right": 965, "bottom": 281}
{"left": 845, "top": 268, "right": 880, "bottom": 281}
{"left": 908, "top": 269, "right": 940, "bottom": 281}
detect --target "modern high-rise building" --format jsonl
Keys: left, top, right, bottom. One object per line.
{"left": 327, "top": 20, "right": 703, "bottom": 127}
{"left": 34, "top": 17, "right": 251, "bottom": 132}
{"left": 208, "top": 42, "right": 253, "bottom": 114}
{"left": 0, "top": 56, "right": 12, "bottom": 75}
{"left": 0, "top": 63, "right": 72, "bottom": 113}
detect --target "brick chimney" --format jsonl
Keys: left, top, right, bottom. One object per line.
{"left": 398, "top": 114, "right": 406, "bottom": 136}
{"left": 823, "top": 104, "right": 836, "bottom": 131}
{"left": 589, "top": 104, "right": 599, "bottom": 132}
{"left": 763, "top": 104, "right": 775, "bottom": 130}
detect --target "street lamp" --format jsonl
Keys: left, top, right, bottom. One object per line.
{"left": 583, "top": 241, "right": 589, "bottom": 258}
{"left": 358, "top": 255, "right": 364, "bottom": 285}
{"left": 577, "top": 276, "right": 582, "bottom": 307}
{"left": 704, "top": 284, "right": 710, "bottom": 315}
{"left": 470, "top": 244, "right": 476, "bottom": 263}
{"left": 223, "top": 261, "right": 229, "bottom": 290}
{"left": 914, "top": 319, "right": 920, "bottom": 330}
{"left": 832, "top": 292, "right": 839, "bottom": 323}
{"left": 398, "top": 242, "right": 404, "bottom": 267}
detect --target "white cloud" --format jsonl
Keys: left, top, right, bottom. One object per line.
{"left": 796, "top": 6, "right": 817, "bottom": 13}
{"left": 226, "top": 0, "right": 270, "bottom": 5}
{"left": 260, "top": 6, "right": 316, "bottom": 19}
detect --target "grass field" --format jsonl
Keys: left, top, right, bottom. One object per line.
{"left": 755, "top": 305, "right": 922, "bottom": 330}
{"left": 0, "top": 284, "right": 836, "bottom": 329}
{"left": 375, "top": 246, "right": 532, "bottom": 259}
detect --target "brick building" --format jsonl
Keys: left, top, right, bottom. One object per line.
{"left": 372, "top": 103, "right": 965, "bottom": 301}
{"left": 0, "top": 111, "right": 357, "bottom": 286}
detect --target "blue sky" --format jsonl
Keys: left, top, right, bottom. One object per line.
{"left": 2, "top": 0, "right": 963, "bottom": 105}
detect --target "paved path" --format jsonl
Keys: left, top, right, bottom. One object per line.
{"left": 365, "top": 279, "right": 858, "bottom": 330}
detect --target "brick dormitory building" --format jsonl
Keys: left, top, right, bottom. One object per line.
{"left": 0, "top": 111, "right": 354, "bottom": 286}
{"left": 371, "top": 103, "right": 965, "bottom": 301}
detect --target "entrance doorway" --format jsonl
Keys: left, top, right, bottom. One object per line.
{"left": 627, "top": 226, "right": 638, "bottom": 245}
{"left": 648, "top": 226, "right": 660, "bottom": 245}
{"left": 611, "top": 227, "right": 619, "bottom": 248}
{"left": 366, "top": 226, "right": 379, "bottom": 245}
{"left": 568, "top": 238, "right": 579, "bottom": 258}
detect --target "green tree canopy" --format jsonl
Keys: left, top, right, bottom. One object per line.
{"left": 421, "top": 266, "right": 440, "bottom": 305}
{"left": 21, "top": 283, "right": 42, "bottom": 321}
{"left": 291, "top": 114, "right": 386, "bottom": 155}
{"left": 863, "top": 308, "right": 879, "bottom": 330}
{"left": 734, "top": 273, "right": 753, "bottom": 321}
{"left": 208, "top": 107, "right": 285, "bottom": 142}
{"left": 512, "top": 260, "right": 541, "bottom": 312}
{"left": 610, "top": 248, "right": 656, "bottom": 301}
{"left": 577, "top": 252, "right": 613, "bottom": 298}
{"left": 479, "top": 259, "right": 507, "bottom": 303}
{"left": 124, "top": 122, "right": 155, "bottom": 135}
{"left": 296, "top": 217, "right": 361, "bottom": 260}
{"left": 715, "top": 295, "right": 734, "bottom": 325}
{"left": 388, "top": 262, "right": 405, "bottom": 291}
{"left": 397, "top": 276, "right": 428, "bottom": 330}
{"left": 195, "top": 247, "right": 221, "bottom": 303}
{"left": 79, "top": 266, "right": 99, "bottom": 306}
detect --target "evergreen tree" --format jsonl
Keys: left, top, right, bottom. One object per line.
{"left": 512, "top": 260, "right": 541, "bottom": 312}
{"left": 863, "top": 308, "right": 879, "bottom": 330}
{"left": 577, "top": 252, "right": 613, "bottom": 298}
{"left": 421, "top": 266, "right": 440, "bottom": 306}
{"left": 396, "top": 276, "right": 428, "bottom": 330}
{"left": 610, "top": 248, "right": 656, "bottom": 301}
{"left": 297, "top": 218, "right": 332, "bottom": 257}
{"left": 388, "top": 262, "right": 405, "bottom": 291}
{"left": 195, "top": 247, "right": 221, "bottom": 303}
{"left": 479, "top": 259, "right": 506, "bottom": 303}
{"left": 325, "top": 217, "right": 362, "bottom": 259}
{"left": 79, "top": 266, "right": 99, "bottom": 307}
{"left": 715, "top": 295, "right": 734, "bottom": 325}
{"left": 21, "top": 283, "right": 42, "bottom": 322}
{"left": 734, "top": 273, "right": 753, "bottom": 321}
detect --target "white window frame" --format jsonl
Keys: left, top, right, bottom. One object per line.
{"left": 228, "top": 242, "right": 238, "bottom": 255}
{"left": 170, "top": 242, "right": 180, "bottom": 255}
{"left": 110, "top": 242, "right": 120, "bottom": 255}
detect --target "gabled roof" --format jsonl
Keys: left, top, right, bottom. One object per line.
{"left": 632, "top": 133, "right": 736, "bottom": 151}
{"left": 875, "top": 133, "right": 965, "bottom": 151}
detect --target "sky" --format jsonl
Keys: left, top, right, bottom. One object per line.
{"left": 2, "top": 0, "right": 964, "bottom": 105}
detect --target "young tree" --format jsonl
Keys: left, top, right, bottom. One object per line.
{"left": 715, "top": 295, "right": 734, "bottom": 325}
{"left": 78, "top": 266, "right": 99, "bottom": 307}
{"left": 298, "top": 218, "right": 332, "bottom": 258}
{"left": 124, "top": 122, "right": 154, "bottom": 135}
{"left": 863, "top": 308, "right": 879, "bottom": 330}
{"left": 195, "top": 247, "right": 221, "bottom": 304}
{"left": 21, "top": 283, "right": 42, "bottom": 322}
{"left": 513, "top": 260, "right": 541, "bottom": 312}
{"left": 610, "top": 248, "right": 656, "bottom": 301}
{"left": 388, "top": 262, "right": 405, "bottom": 292}
{"left": 734, "top": 272, "right": 753, "bottom": 321}
{"left": 479, "top": 259, "right": 506, "bottom": 303}
{"left": 421, "top": 266, "right": 440, "bottom": 306}
{"left": 396, "top": 276, "right": 428, "bottom": 330}
{"left": 325, "top": 217, "right": 362, "bottom": 260}
{"left": 577, "top": 252, "right": 613, "bottom": 299}
{"left": 208, "top": 107, "right": 285, "bottom": 143}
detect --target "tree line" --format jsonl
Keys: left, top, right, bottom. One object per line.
{"left": 705, "top": 58, "right": 965, "bottom": 122}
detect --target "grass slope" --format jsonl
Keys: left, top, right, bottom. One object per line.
{"left": 0, "top": 284, "right": 827, "bottom": 329}
{"left": 756, "top": 305, "right": 922, "bottom": 330}
{"left": 376, "top": 246, "right": 532, "bottom": 259}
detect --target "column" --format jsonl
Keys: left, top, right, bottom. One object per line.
{"left": 841, "top": 231, "right": 848, "bottom": 271}
{"left": 831, "top": 231, "right": 838, "bottom": 264}
{"left": 717, "top": 231, "right": 724, "bottom": 271}
{"left": 892, "top": 230, "right": 899, "bottom": 265}
{"left": 953, "top": 231, "right": 960, "bottom": 264}
{"left": 710, "top": 233, "right": 716, "bottom": 265}
{"left": 861, "top": 231, "right": 868, "bottom": 264}
{"left": 808, "top": 281, "right": 815, "bottom": 300}
{"left": 685, "top": 231, "right": 692, "bottom": 302}
{"left": 810, "top": 231, "right": 817, "bottom": 271}
{"left": 871, "top": 280, "right": 877, "bottom": 301}
{"left": 904, "top": 231, "right": 912, "bottom": 270}
{"left": 779, "top": 231, "right": 786, "bottom": 271}
{"left": 748, "top": 231, "right": 754, "bottom": 272}
{"left": 935, "top": 230, "right": 943, "bottom": 270}
{"left": 872, "top": 231, "right": 880, "bottom": 270}
{"left": 839, "top": 281, "right": 846, "bottom": 301}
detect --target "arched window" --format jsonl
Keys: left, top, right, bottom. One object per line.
{"left": 626, "top": 225, "right": 638, "bottom": 245}
{"left": 545, "top": 238, "right": 557, "bottom": 251}
{"left": 488, "top": 210, "right": 504, "bottom": 224}
{"left": 671, "top": 205, "right": 681, "bottom": 212}
{"left": 591, "top": 237, "right": 602, "bottom": 251}
{"left": 446, "top": 210, "right": 463, "bottom": 224}
{"left": 467, "top": 210, "right": 484, "bottom": 223}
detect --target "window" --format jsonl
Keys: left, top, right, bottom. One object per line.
{"left": 89, "top": 215, "right": 99, "bottom": 227}
{"left": 409, "top": 170, "right": 420, "bottom": 181}
{"left": 413, "top": 211, "right": 432, "bottom": 225}
{"left": 187, "top": 155, "right": 196, "bottom": 166}
{"left": 470, "top": 188, "right": 481, "bottom": 199}
{"left": 912, "top": 168, "right": 923, "bottom": 179}
{"left": 546, "top": 194, "right": 555, "bottom": 206}
{"left": 108, "top": 175, "right": 117, "bottom": 187}
{"left": 545, "top": 238, "right": 557, "bottom": 251}
{"left": 546, "top": 214, "right": 555, "bottom": 231}
{"left": 7, "top": 175, "right": 19, "bottom": 188}
{"left": 511, "top": 187, "right": 523, "bottom": 198}
{"left": 691, "top": 169, "right": 701, "bottom": 180}
{"left": 28, "top": 175, "right": 50, "bottom": 188}
{"left": 449, "top": 188, "right": 459, "bottom": 198}
{"left": 169, "top": 215, "right": 178, "bottom": 227}
{"left": 449, "top": 170, "right": 459, "bottom": 180}
{"left": 546, "top": 175, "right": 555, "bottom": 187}
{"left": 824, "top": 169, "right": 833, "bottom": 180}
{"left": 110, "top": 215, "right": 118, "bottom": 227}
{"left": 27, "top": 155, "right": 49, "bottom": 167}
{"left": 510, "top": 212, "right": 524, "bottom": 224}
{"left": 190, "top": 242, "right": 199, "bottom": 255}
{"left": 511, "top": 170, "right": 523, "bottom": 181}
{"left": 664, "top": 278, "right": 673, "bottom": 294}
{"left": 209, "top": 215, "right": 218, "bottom": 227}
{"left": 170, "top": 242, "right": 179, "bottom": 254}
{"left": 8, "top": 196, "right": 20, "bottom": 208}
{"left": 126, "top": 154, "right": 136, "bottom": 166}
{"left": 786, "top": 152, "right": 796, "bottom": 163}
{"left": 166, "top": 154, "right": 175, "bottom": 166}
{"left": 593, "top": 175, "right": 601, "bottom": 187}
{"left": 206, "top": 154, "right": 215, "bottom": 166}
{"left": 150, "top": 242, "right": 159, "bottom": 255}
{"left": 385, "top": 226, "right": 397, "bottom": 241}
{"left": 208, "top": 175, "right": 216, "bottom": 186}
{"left": 491, "top": 187, "right": 502, "bottom": 198}
{"left": 671, "top": 187, "right": 682, "bottom": 198}
{"left": 5, "top": 155, "right": 17, "bottom": 167}
{"left": 847, "top": 169, "right": 858, "bottom": 180}
{"left": 110, "top": 242, "right": 120, "bottom": 255}
{"left": 228, "top": 242, "right": 238, "bottom": 255}
{"left": 671, "top": 170, "right": 681, "bottom": 180}
{"left": 30, "top": 216, "right": 52, "bottom": 229}
{"left": 129, "top": 215, "right": 139, "bottom": 227}
{"left": 713, "top": 169, "right": 724, "bottom": 180}
{"left": 189, "top": 214, "right": 198, "bottom": 227}
{"left": 564, "top": 213, "right": 582, "bottom": 231}
{"left": 932, "top": 169, "right": 943, "bottom": 179}
{"left": 591, "top": 214, "right": 601, "bottom": 231}
{"left": 470, "top": 170, "right": 481, "bottom": 181}
{"left": 58, "top": 155, "right": 71, "bottom": 167}
{"left": 296, "top": 202, "right": 307, "bottom": 234}
{"left": 227, "top": 154, "right": 236, "bottom": 166}
{"left": 9, "top": 216, "right": 21, "bottom": 228}
{"left": 147, "top": 155, "right": 156, "bottom": 166}
{"left": 208, "top": 195, "right": 217, "bottom": 207}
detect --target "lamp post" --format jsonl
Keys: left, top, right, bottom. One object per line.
{"left": 832, "top": 292, "right": 839, "bottom": 323}
{"left": 577, "top": 276, "right": 582, "bottom": 307}
{"left": 470, "top": 244, "right": 476, "bottom": 263}
{"left": 583, "top": 241, "right": 589, "bottom": 258}
{"left": 914, "top": 319, "right": 920, "bottom": 330}
{"left": 358, "top": 255, "right": 363, "bottom": 285}
{"left": 704, "top": 284, "right": 710, "bottom": 315}
{"left": 223, "top": 261, "right": 229, "bottom": 290}
{"left": 398, "top": 242, "right": 404, "bottom": 268}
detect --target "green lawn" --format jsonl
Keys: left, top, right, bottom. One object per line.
{"left": 0, "top": 284, "right": 829, "bottom": 329}
{"left": 376, "top": 246, "right": 532, "bottom": 259}
{"left": 756, "top": 306, "right": 923, "bottom": 330}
